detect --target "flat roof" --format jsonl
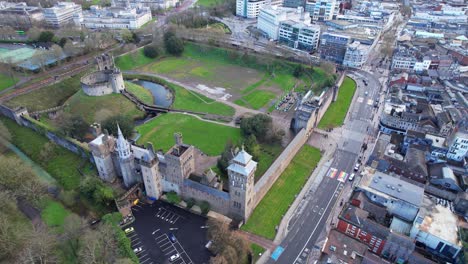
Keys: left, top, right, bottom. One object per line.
{"left": 417, "top": 196, "right": 460, "bottom": 246}
{"left": 368, "top": 171, "right": 424, "bottom": 206}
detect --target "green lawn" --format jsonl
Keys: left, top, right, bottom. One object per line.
{"left": 5, "top": 73, "right": 86, "bottom": 112}
{"left": 251, "top": 244, "right": 265, "bottom": 263}
{"left": 136, "top": 113, "right": 242, "bottom": 156}
{"left": 318, "top": 77, "right": 356, "bottom": 129}
{"left": 125, "top": 81, "right": 154, "bottom": 105}
{"left": 2, "top": 117, "right": 93, "bottom": 190}
{"left": 255, "top": 144, "right": 282, "bottom": 181}
{"left": 115, "top": 48, "right": 156, "bottom": 71}
{"left": 0, "top": 73, "right": 18, "bottom": 92}
{"left": 40, "top": 197, "right": 71, "bottom": 233}
{"left": 242, "top": 145, "right": 322, "bottom": 239}
{"left": 125, "top": 74, "right": 235, "bottom": 117}
{"left": 65, "top": 89, "right": 145, "bottom": 124}
{"left": 240, "top": 90, "right": 276, "bottom": 110}
{"left": 196, "top": 0, "right": 223, "bottom": 6}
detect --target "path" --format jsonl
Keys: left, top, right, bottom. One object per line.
{"left": 180, "top": 112, "right": 237, "bottom": 128}
{"left": 237, "top": 230, "right": 277, "bottom": 252}
{"left": 124, "top": 70, "right": 288, "bottom": 128}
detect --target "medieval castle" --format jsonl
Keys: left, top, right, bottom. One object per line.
{"left": 89, "top": 125, "right": 257, "bottom": 220}
{"left": 80, "top": 53, "right": 125, "bottom": 96}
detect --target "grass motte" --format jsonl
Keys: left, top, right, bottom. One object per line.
{"left": 136, "top": 113, "right": 242, "bottom": 156}
{"left": 242, "top": 145, "right": 322, "bottom": 239}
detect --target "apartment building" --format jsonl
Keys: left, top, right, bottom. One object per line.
{"left": 343, "top": 41, "right": 369, "bottom": 68}
{"left": 305, "top": 0, "right": 337, "bottom": 21}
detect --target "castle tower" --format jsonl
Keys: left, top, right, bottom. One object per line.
{"left": 89, "top": 131, "right": 117, "bottom": 182}
{"left": 163, "top": 133, "right": 195, "bottom": 194}
{"left": 116, "top": 125, "right": 137, "bottom": 188}
{"left": 140, "top": 143, "right": 163, "bottom": 200}
{"left": 228, "top": 147, "right": 257, "bottom": 220}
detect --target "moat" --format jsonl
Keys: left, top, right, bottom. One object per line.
{"left": 130, "top": 80, "right": 173, "bottom": 108}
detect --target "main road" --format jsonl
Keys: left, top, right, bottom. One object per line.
{"left": 268, "top": 68, "right": 385, "bottom": 263}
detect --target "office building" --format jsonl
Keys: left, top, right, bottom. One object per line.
{"left": 43, "top": 2, "right": 82, "bottom": 28}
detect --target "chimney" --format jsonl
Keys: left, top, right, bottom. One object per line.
{"left": 174, "top": 132, "right": 183, "bottom": 145}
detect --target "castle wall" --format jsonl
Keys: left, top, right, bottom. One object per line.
{"left": 94, "top": 155, "right": 116, "bottom": 182}
{"left": 181, "top": 179, "right": 230, "bottom": 216}
{"left": 81, "top": 71, "right": 124, "bottom": 96}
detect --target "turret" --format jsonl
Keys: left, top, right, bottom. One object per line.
{"left": 116, "top": 124, "right": 131, "bottom": 159}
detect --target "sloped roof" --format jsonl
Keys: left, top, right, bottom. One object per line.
{"left": 233, "top": 149, "right": 252, "bottom": 165}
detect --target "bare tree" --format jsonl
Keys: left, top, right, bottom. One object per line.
{"left": 78, "top": 223, "right": 119, "bottom": 264}
{"left": 17, "top": 225, "right": 59, "bottom": 264}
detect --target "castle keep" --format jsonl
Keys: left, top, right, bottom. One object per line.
{"left": 80, "top": 53, "right": 125, "bottom": 96}
{"left": 89, "top": 128, "right": 257, "bottom": 220}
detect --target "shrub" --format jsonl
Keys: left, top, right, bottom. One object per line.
{"left": 186, "top": 198, "right": 196, "bottom": 209}
{"left": 199, "top": 200, "right": 210, "bottom": 215}
{"left": 166, "top": 191, "right": 181, "bottom": 204}
{"left": 143, "top": 45, "right": 159, "bottom": 58}
{"left": 164, "top": 32, "right": 184, "bottom": 56}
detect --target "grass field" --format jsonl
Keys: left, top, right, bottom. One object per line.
{"left": 65, "top": 89, "right": 145, "bottom": 124}
{"left": 251, "top": 244, "right": 265, "bottom": 263}
{"left": 5, "top": 73, "right": 86, "bottom": 112}
{"left": 125, "top": 81, "right": 154, "bottom": 105}
{"left": 41, "top": 197, "right": 71, "bottom": 233}
{"left": 255, "top": 144, "right": 282, "bottom": 181}
{"left": 0, "top": 73, "right": 18, "bottom": 92}
{"left": 124, "top": 42, "right": 333, "bottom": 110}
{"left": 136, "top": 113, "right": 242, "bottom": 156}
{"left": 196, "top": 0, "right": 224, "bottom": 7}
{"left": 125, "top": 74, "right": 235, "bottom": 117}
{"left": 242, "top": 145, "right": 322, "bottom": 239}
{"left": 115, "top": 48, "right": 156, "bottom": 71}
{"left": 318, "top": 77, "right": 356, "bottom": 129}
{"left": 2, "top": 117, "right": 93, "bottom": 190}
{"left": 237, "top": 90, "right": 276, "bottom": 110}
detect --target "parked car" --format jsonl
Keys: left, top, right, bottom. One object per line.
{"left": 354, "top": 163, "right": 360, "bottom": 172}
{"left": 133, "top": 247, "right": 143, "bottom": 254}
{"left": 169, "top": 254, "right": 180, "bottom": 262}
{"left": 124, "top": 227, "right": 134, "bottom": 234}
{"left": 169, "top": 233, "right": 177, "bottom": 243}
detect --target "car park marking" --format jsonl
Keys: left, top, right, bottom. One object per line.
{"left": 133, "top": 241, "right": 142, "bottom": 246}
{"left": 139, "top": 258, "right": 151, "bottom": 264}
{"left": 136, "top": 250, "right": 146, "bottom": 255}
{"left": 138, "top": 253, "right": 148, "bottom": 259}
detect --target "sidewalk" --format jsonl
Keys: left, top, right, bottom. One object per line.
{"left": 237, "top": 230, "right": 277, "bottom": 252}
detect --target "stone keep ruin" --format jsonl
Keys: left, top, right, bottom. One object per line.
{"left": 81, "top": 53, "right": 125, "bottom": 96}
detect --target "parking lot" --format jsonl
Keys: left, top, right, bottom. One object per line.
{"left": 123, "top": 200, "right": 211, "bottom": 264}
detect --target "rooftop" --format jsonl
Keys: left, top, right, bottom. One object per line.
{"left": 368, "top": 171, "right": 425, "bottom": 206}
{"left": 416, "top": 196, "right": 461, "bottom": 246}
{"left": 322, "top": 230, "right": 367, "bottom": 264}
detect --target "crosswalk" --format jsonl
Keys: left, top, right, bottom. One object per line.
{"left": 326, "top": 167, "right": 348, "bottom": 183}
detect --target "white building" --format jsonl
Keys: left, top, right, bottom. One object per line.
{"left": 43, "top": 2, "right": 82, "bottom": 28}
{"left": 410, "top": 196, "right": 462, "bottom": 262}
{"left": 257, "top": 6, "right": 310, "bottom": 40}
{"left": 236, "top": 0, "right": 265, "bottom": 18}
{"left": 80, "top": 4, "right": 152, "bottom": 29}
{"left": 305, "top": 0, "right": 337, "bottom": 21}
{"left": 447, "top": 124, "right": 468, "bottom": 162}
{"left": 342, "top": 41, "right": 369, "bottom": 68}
{"left": 115, "top": 0, "right": 179, "bottom": 10}
{"left": 278, "top": 21, "right": 320, "bottom": 52}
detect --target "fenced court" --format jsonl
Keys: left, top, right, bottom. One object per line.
{"left": 0, "top": 47, "right": 36, "bottom": 64}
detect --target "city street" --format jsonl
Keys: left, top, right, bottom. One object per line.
{"left": 268, "top": 68, "right": 384, "bottom": 263}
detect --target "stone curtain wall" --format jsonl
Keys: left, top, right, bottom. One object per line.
{"left": 253, "top": 128, "right": 308, "bottom": 207}
{"left": 181, "top": 180, "right": 231, "bottom": 215}
{"left": 0, "top": 103, "right": 91, "bottom": 159}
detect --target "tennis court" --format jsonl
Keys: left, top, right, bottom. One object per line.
{"left": 0, "top": 47, "right": 36, "bottom": 64}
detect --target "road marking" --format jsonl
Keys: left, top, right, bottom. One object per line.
{"left": 292, "top": 183, "right": 341, "bottom": 264}
{"left": 138, "top": 253, "right": 148, "bottom": 259}
{"left": 133, "top": 241, "right": 142, "bottom": 246}
{"left": 136, "top": 249, "right": 146, "bottom": 255}
{"left": 155, "top": 234, "right": 166, "bottom": 240}
{"left": 165, "top": 249, "right": 176, "bottom": 255}
{"left": 161, "top": 243, "right": 173, "bottom": 251}
{"left": 139, "top": 258, "right": 151, "bottom": 264}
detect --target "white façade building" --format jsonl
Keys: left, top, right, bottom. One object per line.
{"left": 342, "top": 41, "right": 370, "bottom": 68}
{"left": 43, "top": 2, "right": 82, "bottom": 28}
{"left": 236, "top": 0, "right": 281, "bottom": 19}
{"left": 80, "top": 4, "right": 152, "bottom": 29}
{"left": 257, "top": 6, "right": 311, "bottom": 40}
{"left": 446, "top": 121, "right": 468, "bottom": 162}
{"left": 305, "top": 0, "right": 337, "bottom": 21}
{"left": 278, "top": 21, "right": 320, "bottom": 52}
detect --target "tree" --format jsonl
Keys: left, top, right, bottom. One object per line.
{"left": 293, "top": 64, "right": 304, "bottom": 78}
{"left": 63, "top": 41, "right": 83, "bottom": 57}
{"left": 17, "top": 226, "right": 58, "bottom": 264}
{"left": 63, "top": 214, "right": 85, "bottom": 259}
{"left": 217, "top": 141, "right": 235, "bottom": 175}
{"left": 207, "top": 218, "right": 249, "bottom": 263}
{"left": 38, "top": 31, "right": 55, "bottom": 42}
{"left": 57, "top": 113, "right": 89, "bottom": 141}
{"left": 78, "top": 223, "right": 119, "bottom": 263}
{"left": 240, "top": 114, "right": 272, "bottom": 142}
{"left": 244, "top": 134, "right": 260, "bottom": 161}
{"left": 58, "top": 37, "right": 67, "bottom": 47}
{"left": 27, "top": 27, "right": 42, "bottom": 41}
{"left": 143, "top": 45, "right": 159, "bottom": 58}
{"left": 102, "top": 115, "right": 134, "bottom": 138}
{"left": 0, "top": 120, "right": 11, "bottom": 153}
{"left": 319, "top": 61, "right": 335, "bottom": 74}
{"left": 200, "top": 201, "right": 210, "bottom": 215}
{"left": 164, "top": 31, "right": 184, "bottom": 56}
{"left": 121, "top": 29, "right": 134, "bottom": 43}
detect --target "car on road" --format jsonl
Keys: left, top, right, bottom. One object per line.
{"left": 354, "top": 163, "right": 360, "bottom": 172}
{"left": 133, "top": 247, "right": 143, "bottom": 254}
{"left": 169, "top": 233, "right": 177, "bottom": 243}
{"left": 169, "top": 253, "right": 180, "bottom": 262}
{"left": 124, "top": 227, "right": 134, "bottom": 234}
{"left": 348, "top": 173, "right": 355, "bottom": 181}
{"left": 364, "top": 91, "right": 369, "bottom": 96}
